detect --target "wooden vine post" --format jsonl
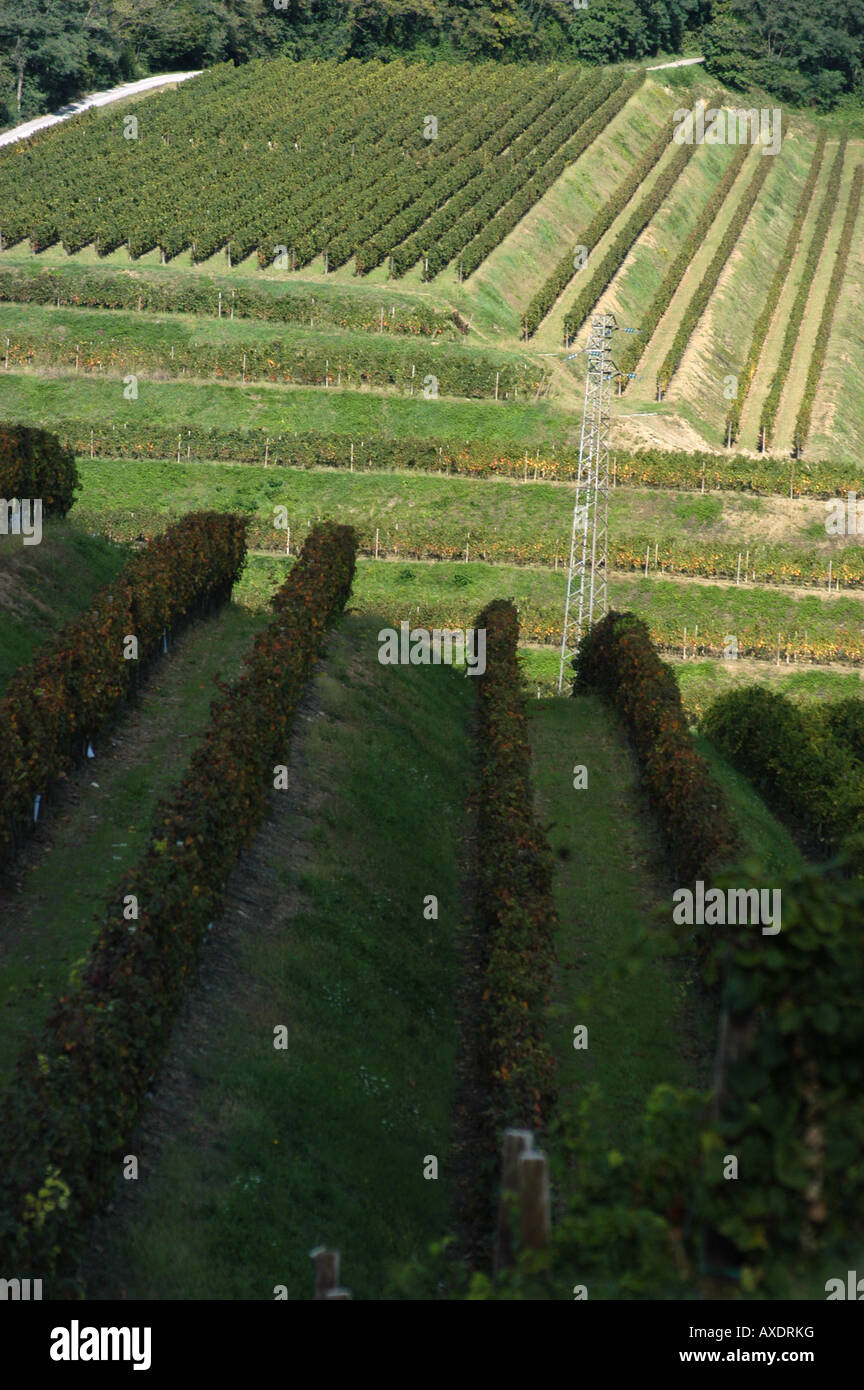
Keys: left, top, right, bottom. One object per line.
{"left": 494, "top": 1128, "right": 551, "bottom": 1276}
{"left": 309, "top": 1246, "right": 352, "bottom": 1300}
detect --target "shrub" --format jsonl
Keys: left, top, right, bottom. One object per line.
{"left": 701, "top": 685, "right": 864, "bottom": 856}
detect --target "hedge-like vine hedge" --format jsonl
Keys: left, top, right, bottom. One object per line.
{"left": 0, "top": 521, "right": 357, "bottom": 1289}
{"left": 0, "top": 511, "right": 248, "bottom": 869}
{"left": 572, "top": 610, "right": 740, "bottom": 882}
{"left": 0, "top": 423, "right": 79, "bottom": 516}
{"left": 474, "top": 599, "right": 558, "bottom": 1134}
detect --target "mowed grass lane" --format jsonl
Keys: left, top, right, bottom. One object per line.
{"left": 0, "top": 600, "right": 264, "bottom": 1090}
{"left": 528, "top": 690, "right": 803, "bottom": 1154}
{"left": 82, "top": 613, "right": 473, "bottom": 1300}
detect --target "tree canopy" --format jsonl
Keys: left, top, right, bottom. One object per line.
{"left": 701, "top": 0, "right": 864, "bottom": 109}
{"left": 0, "top": 0, "right": 862, "bottom": 128}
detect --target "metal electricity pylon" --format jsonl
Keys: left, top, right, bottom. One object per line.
{"left": 557, "top": 311, "right": 619, "bottom": 694}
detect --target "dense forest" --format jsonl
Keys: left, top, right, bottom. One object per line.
{"left": 0, "top": 0, "right": 862, "bottom": 125}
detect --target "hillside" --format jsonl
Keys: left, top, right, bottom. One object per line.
{"left": 0, "top": 60, "right": 861, "bottom": 463}
{"left": 2, "top": 39, "right": 864, "bottom": 1332}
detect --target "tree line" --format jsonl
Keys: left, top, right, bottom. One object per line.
{"left": 0, "top": 0, "right": 861, "bottom": 127}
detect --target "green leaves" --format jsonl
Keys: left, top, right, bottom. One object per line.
{"left": 0, "top": 522, "right": 358, "bottom": 1284}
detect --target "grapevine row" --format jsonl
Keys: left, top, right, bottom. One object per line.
{"left": 0, "top": 512, "right": 248, "bottom": 869}
{"left": 0, "top": 523, "right": 357, "bottom": 1288}
{"left": 457, "top": 72, "right": 644, "bottom": 281}
{"left": 352, "top": 71, "right": 569, "bottom": 274}
{"left": 792, "top": 163, "right": 864, "bottom": 455}
{"left": 0, "top": 311, "right": 541, "bottom": 400}
{"left": 416, "top": 72, "right": 625, "bottom": 282}
{"left": 656, "top": 147, "right": 773, "bottom": 399}
{"left": 41, "top": 418, "right": 864, "bottom": 497}
{"left": 521, "top": 105, "right": 676, "bottom": 339}
{"left": 758, "top": 139, "right": 847, "bottom": 450}
{"left": 1, "top": 60, "right": 571, "bottom": 279}
{"left": 615, "top": 141, "right": 750, "bottom": 385}
{"left": 723, "top": 134, "right": 826, "bottom": 446}
{"left": 560, "top": 128, "right": 700, "bottom": 343}
{"left": 0, "top": 263, "right": 462, "bottom": 337}
{"left": 572, "top": 610, "right": 739, "bottom": 881}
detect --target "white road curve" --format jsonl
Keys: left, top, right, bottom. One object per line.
{"left": 645, "top": 56, "right": 705, "bottom": 71}
{"left": 0, "top": 71, "right": 202, "bottom": 149}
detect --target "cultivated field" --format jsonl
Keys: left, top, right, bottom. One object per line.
{"left": 1, "top": 52, "right": 863, "bottom": 1305}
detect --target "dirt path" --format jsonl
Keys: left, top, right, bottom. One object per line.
{"left": 645, "top": 57, "right": 705, "bottom": 71}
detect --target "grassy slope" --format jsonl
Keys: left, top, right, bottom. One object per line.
{"left": 235, "top": 554, "right": 864, "bottom": 660}
{"left": 529, "top": 691, "right": 802, "bottom": 1157}
{"left": 773, "top": 148, "right": 860, "bottom": 455}
{"left": 734, "top": 141, "right": 834, "bottom": 448}
{"left": 533, "top": 136, "right": 697, "bottom": 353}
{"left": 81, "top": 614, "right": 473, "bottom": 1299}
{"left": 0, "top": 300, "right": 536, "bottom": 394}
{"left": 71, "top": 453, "right": 857, "bottom": 574}
{"left": 0, "top": 601, "right": 262, "bottom": 1090}
{"left": 804, "top": 152, "right": 864, "bottom": 460}
{"left": 0, "top": 251, "right": 455, "bottom": 325}
{"left": 694, "top": 733, "right": 805, "bottom": 876}
{"left": 0, "top": 521, "right": 129, "bottom": 690}
{"left": 469, "top": 80, "right": 676, "bottom": 342}
{"left": 529, "top": 694, "right": 713, "bottom": 1150}
{"left": 604, "top": 136, "right": 737, "bottom": 342}
{"left": 669, "top": 134, "right": 813, "bottom": 446}
{"left": 0, "top": 370, "right": 575, "bottom": 447}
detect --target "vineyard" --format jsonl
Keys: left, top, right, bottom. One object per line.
{"left": 1, "top": 44, "right": 863, "bottom": 1315}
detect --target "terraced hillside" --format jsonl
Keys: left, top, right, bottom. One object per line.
{"left": 0, "top": 60, "right": 862, "bottom": 463}
{"left": 2, "top": 29, "right": 864, "bottom": 1331}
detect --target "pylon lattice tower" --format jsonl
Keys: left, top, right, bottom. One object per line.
{"left": 557, "top": 311, "right": 618, "bottom": 694}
